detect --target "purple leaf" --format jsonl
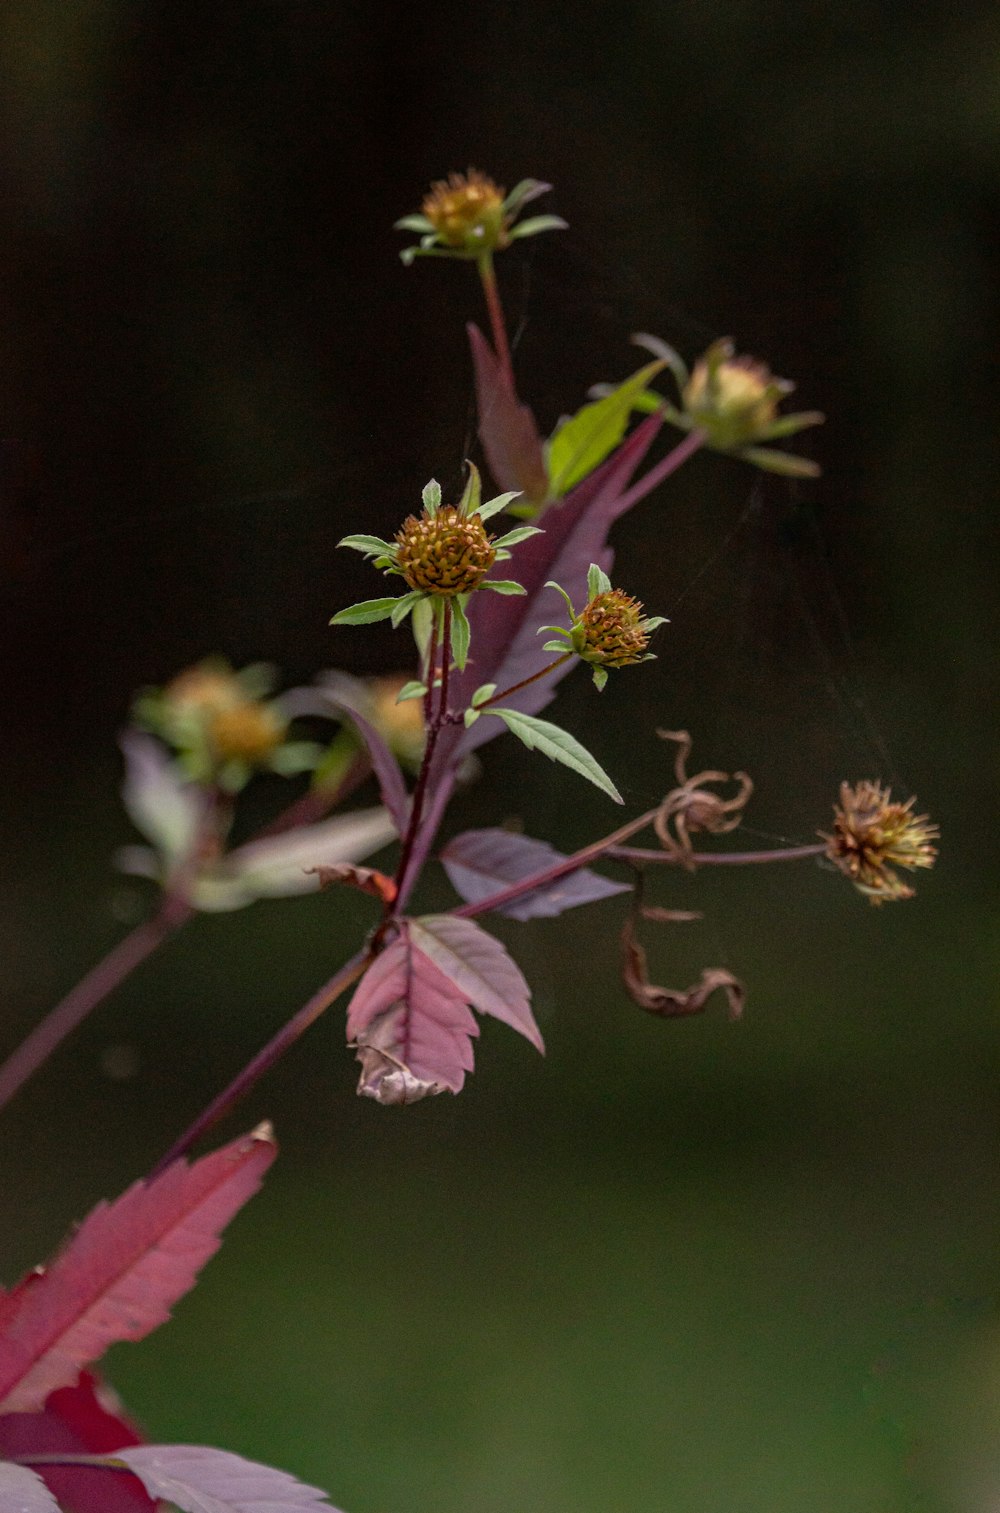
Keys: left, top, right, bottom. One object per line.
{"left": 118, "top": 1445, "right": 341, "bottom": 1513}
{"left": 0, "top": 1372, "right": 157, "bottom": 1513}
{"left": 441, "top": 828, "right": 630, "bottom": 920}
{"left": 468, "top": 325, "right": 549, "bottom": 505}
{"left": 0, "top": 1128, "right": 276, "bottom": 1414}
{"left": 311, "top": 675, "right": 409, "bottom": 835}
{"left": 346, "top": 916, "right": 542, "bottom": 1101}
{"left": 0, "top": 1462, "right": 61, "bottom": 1513}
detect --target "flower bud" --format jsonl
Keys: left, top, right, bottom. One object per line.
{"left": 682, "top": 341, "right": 789, "bottom": 450}
{"left": 421, "top": 170, "right": 507, "bottom": 254}
{"left": 207, "top": 702, "right": 288, "bottom": 765}
{"left": 575, "top": 589, "right": 652, "bottom": 667}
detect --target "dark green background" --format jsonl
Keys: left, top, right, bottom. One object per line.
{"left": 1, "top": 3, "right": 998, "bottom": 1510}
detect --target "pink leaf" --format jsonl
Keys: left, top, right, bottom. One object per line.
{"left": 0, "top": 1127, "right": 276, "bottom": 1414}
{"left": 468, "top": 324, "right": 549, "bottom": 505}
{"left": 346, "top": 917, "right": 542, "bottom": 1101}
{"left": 0, "top": 1372, "right": 157, "bottom": 1513}
{"left": 441, "top": 827, "right": 630, "bottom": 920}
{"left": 116, "top": 1445, "right": 340, "bottom": 1513}
{"left": 0, "top": 1461, "right": 61, "bottom": 1513}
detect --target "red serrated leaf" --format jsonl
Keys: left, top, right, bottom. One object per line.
{"left": 118, "top": 1443, "right": 341, "bottom": 1513}
{"left": 441, "top": 827, "right": 630, "bottom": 920}
{"left": 346, "top": 917, "right": 542, "bottom": 1101}
{"left": 0, "top": 1126, "right": 276, "bottom": 1414}
{"left": 0, "top": 1372, "right": 156, "bottom": 1513}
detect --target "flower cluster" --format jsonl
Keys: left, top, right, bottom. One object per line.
{"left": 132, "top": 659, "right": 320, "bottom": 792}
{"left": 541, "top": 565, "right": 667, "bottom": 689}
{"left": 395, "top": 171, "right": 566, "bottom": 263}
{"left": 822, "top": 780, "right": 939, "bottom": 903}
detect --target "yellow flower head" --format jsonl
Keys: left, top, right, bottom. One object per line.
{"left": 394, "top": 505, "right": 497, "bottom": 597}
{"left": 421, "top": 170, "right": 507, "bottom": 253}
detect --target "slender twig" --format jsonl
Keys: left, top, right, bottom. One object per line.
{"left": 613, "top": 427, "right": 706, "bottom": 513}
{"left": 0, "top": 906, "right": 192, "bottom": 1113}
{"left": 454, "top": 806, "right": 663, "bottom": 920}
{"left": 477, "top": 252, "right": 514, "bottom": 389}
{"left": 473, "top": 651, "right": 574, "bottom": 711}
{"left": 147, "top": 947, "right": 371, "bottom": 1178}
{"left": 609, "top": 841, "right": 827, "bottom": 867}
{"left": 392, "top": 601, "right": 452, "bottom": 908}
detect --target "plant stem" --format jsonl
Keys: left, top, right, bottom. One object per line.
{"left": 454, "top": 806, "right": 663, "bottom": 920}
{"left": 392, "top": 601, "right": 452, "bottom": 909}
{"left": 477, "top": 252, "right": 514, "bottom": 390}
{"left": 147, "top": 947, "right": 371, "bottom": 1178}
{"left": 614, "top": 426, "right": 706, "bottom": 513}
{"left": 608, "top": 841, "right": 827, "bottom": 866}
{"left": 0, "top": 904, "right": 191, "bottom": 1114}
{"left": 473, "top": 652, "right": 574, "bottom": 712}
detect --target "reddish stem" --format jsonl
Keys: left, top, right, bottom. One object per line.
{"left": 474, "top": 651, "right": 574, "bottom": 711}
{"left": 392, "top": 601, "right": 452, "bottom": 909}
{"left": 0, "top": 904, "right": 192, "bottom": 1113}
{"left": 147, "top": 947, "right": 371, "bottom": 1177}
{"left": 609, "top": 841, "right": 828, "bottom": 866}
{"left": 477, "top": 252, "right": 515, "bottom": 390}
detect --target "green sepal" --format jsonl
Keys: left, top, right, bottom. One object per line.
{"left": 507, "top": 214, "right": 569, "bottom": 240}
{"left": 545, "top": 580, "right": 577, "bottom": 618}
{"left": 338, "top": 534, "right": 394, "bottom": 557}
{"left": 394, "top": 214, "right": 435, "bottom": 232}
{"left": 541, "top": 639, "right": 573, "bottom": 652}
{"left": 457, "top": 461, "right": 482, "bottom": 518}
{"left": 492, "top": 525, "right": 543, "bottom": 549}
{"left": 587, "top": 563, "right": 612, "bottom": 598}
{"left": 482, "top": 579, "right": 527, "bottom": 595}
{"left": 411, "top": 595, "right": 435, "bottom": 661}
{"left": 471, "top": 683, "right": 497, "bottom": 707}
{"left": 752, "top": 410, "right": 825, "bottom": 441}
{"left": 330, "top": 596, "right": 409, "bottom": 626}
{"left": 631, "top": 332, "right": 691, "bottom": 392}
{"left": 502, "top": 178, "right": 550, "bottom": 214}
{"left": 737, "top": 446, "right": 821, "bottom": 478}
{"left": 591, "top": 666, "right": 609, "bottom": 692}
{"left": 395, "top": 680, "right": 428, "bottom": 703}
{"left": 391, "top": 590, "right": 425, "bottom": 627}
{"left": 483, "top": 707, "right": 623, "bottom": 804}
{"left": 449, "top": 594, "right": 472, "bottom": 671}
{"left": 422, "top": 478, "right": 442, "bottom": 514}
{"left": 477, "top": 490, "right": 522, "bottom": 523}
{"left": 537, "top": 623, "right": 572, "bottom": 639}
{"left": 463, "top": 707, "right": 481, "bottom": 728}
{"left": 641, "top": 615, "right": 669, "bottom": 632}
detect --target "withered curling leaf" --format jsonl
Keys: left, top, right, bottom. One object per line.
{"left": 620, "top": 916, "right": 745, "bottom": 1020}
{"left": 346, "top": 915, "right": 543, "bottom": 1102}
{"left": 307, "top": 863, "right": 397, "bottom": 905}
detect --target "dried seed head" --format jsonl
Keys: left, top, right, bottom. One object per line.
{"left": 577, "top": 589, "right": 651, "bottom": 666}
{"left": 822, "top": 780, "right": 939, "bottom": 904}
{"left": 207, "top": 701, "right": 288, "bottom": 764}
{"left": 421, "top": 170, "right": 507, "bottom": 252}
{"left": 394, "top": 505, "right": 497, "bottom": 596}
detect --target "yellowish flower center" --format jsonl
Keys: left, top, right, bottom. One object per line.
{"left": 394, "top": 506, "right": 497, "bottom": 596}
{"left": 422, "top": 171, "right": 507, "bottom": 251}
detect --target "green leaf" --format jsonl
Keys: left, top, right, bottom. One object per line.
{"left": 449, "top": 595, "right": 472, "bottom": 671}
{"left": 591, "top": 666, "right": 609, "bottom": 691}
{"left": 546, "top": 359, "right": 667, "bottom": 496}
{"left": 587, "top": 563, "right": 612, "bottom": 598}
{"left": 395, "top": 680, "right": 428, "bottom": 702}
{"left": 631, "top": 332, "right": 690, "bottom": 391}
{"left": 338, "top": 534, "right": 394, "bottom": 557}
{"left": 641, "top": 615, "right": 669, "bottom": 631}
{"left": 330, "top": 596, "right": 408, "bottom": 626}
{"left": 492, "top": 524, "right": 543, "bottom": 549}
{"left": 422, "top": 478, "right": 442, "bottom": 514}
{"left": 507, "top": 214, "right": 569, "bottom": 240}
{"left": 463, "top": 707, "right": 481, "bottom": 728}
{"left": 390, "top": 590, "right": 425, "bottom": 627}
{"left": 471, "top": 683, "right": 497, "bottom": 707}
{"left": 753, "top": 410, "right": 825, "bottom": 441}
{"left": 484, "top": 708, "right": 623, "bottom": 803}
{"left": 477, "top": 490, "right": 522, "bottom": 522}
{"left": 541, "top": 639, "right": 572, "bottom": 653}
{"left": 482, "top": 579, "right": 527, "bottom": 595}
{"left": 457, "top": 461, "right": 482, "bottom": 518}
{"left": 502, "top": 177, "right": 550, "bottom": 214}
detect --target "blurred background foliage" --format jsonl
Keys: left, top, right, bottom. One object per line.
{"left": 1, "top": 2, "right": 998, "bottom": 1510}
